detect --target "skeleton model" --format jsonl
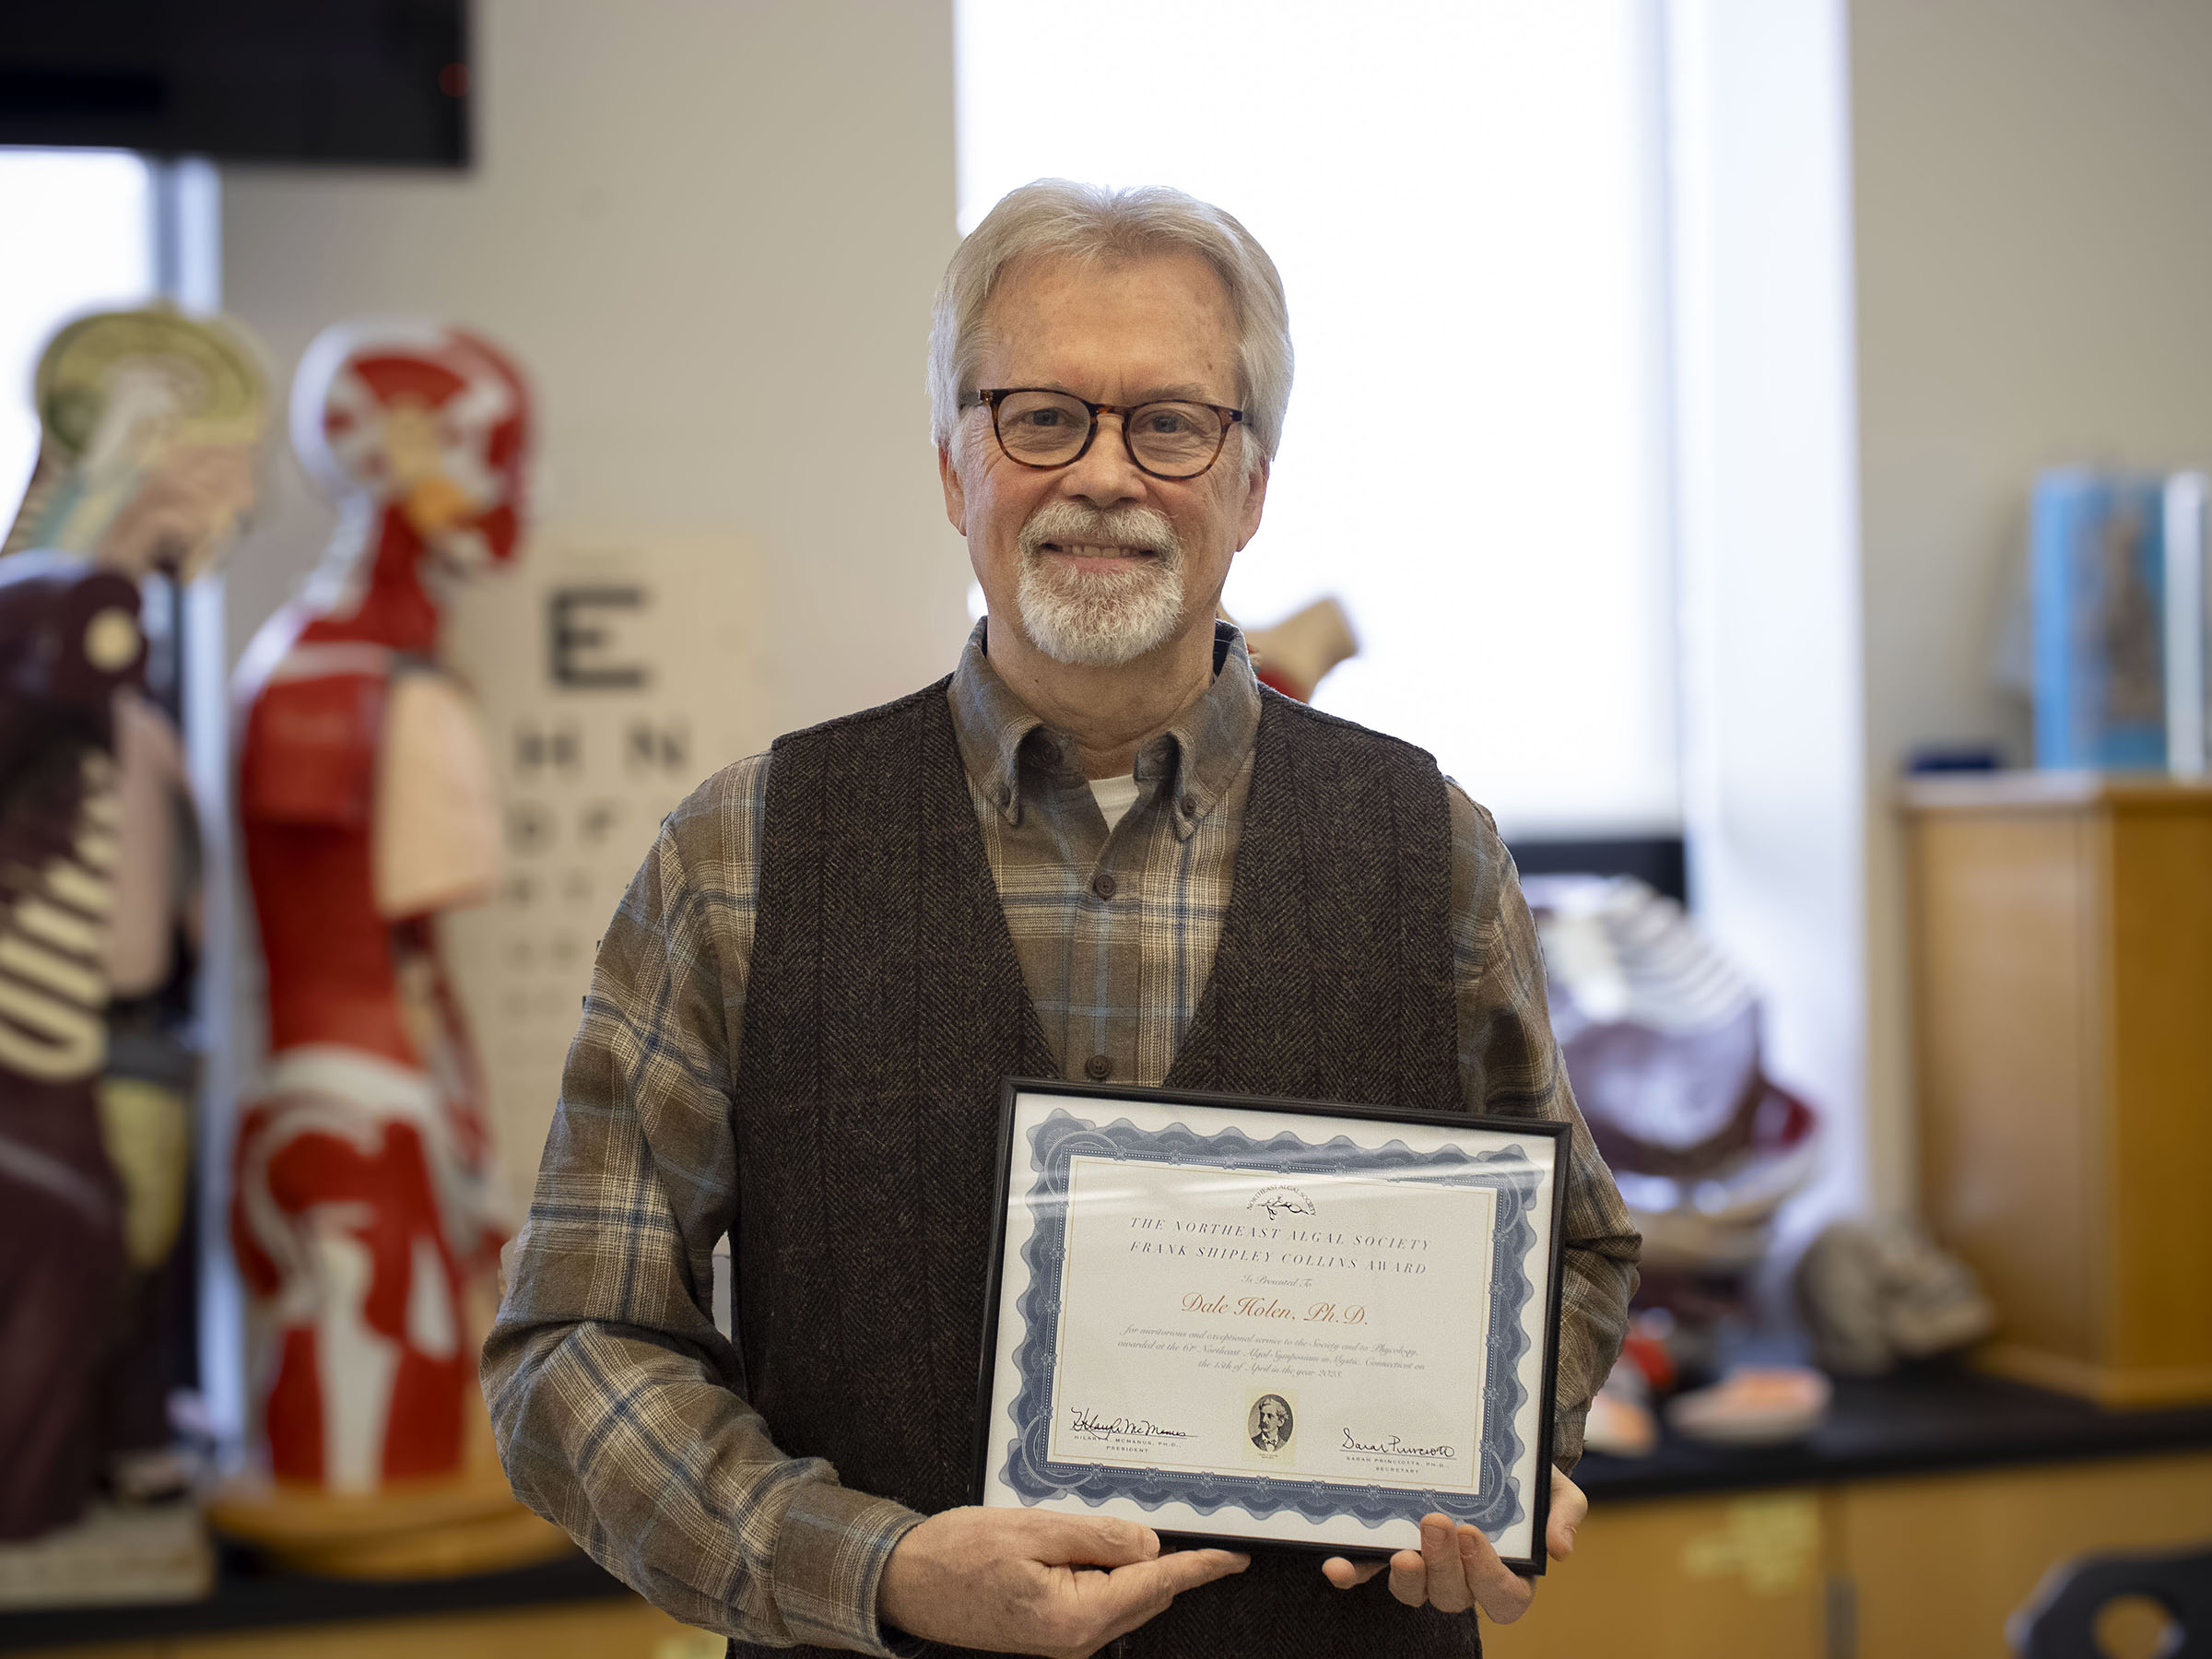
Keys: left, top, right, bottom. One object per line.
{"left": 0, "top": 309, "right": 267, "bottom": 1540}
{"left": 229, "top": 321, "right": 526, "bottom": 1493}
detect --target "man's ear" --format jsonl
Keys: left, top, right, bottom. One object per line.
{"left": 937, "top": 442, "right": 968, "bottom": 536}
{"left": 1232, "top": 453, "right": 1270, "bottom": 552}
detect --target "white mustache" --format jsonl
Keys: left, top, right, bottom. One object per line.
{"left": 1018, "top": 501, "right": 1182, "bottom": 566}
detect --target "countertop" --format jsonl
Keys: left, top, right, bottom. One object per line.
{"left": 8, "top": 1366, "right": 2212, "bottom": 1650}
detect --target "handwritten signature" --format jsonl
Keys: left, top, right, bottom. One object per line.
{"left": 1069, "top": 1408, "right": 1191, "bottom": 1441}
{"left": 1340, "top": 1429, "right": 1456, "bottom": 1459}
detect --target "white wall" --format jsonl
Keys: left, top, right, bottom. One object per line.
{"left": 1851, "top": 0, "right": 2212, "bottom": 1205}
{"left": 219, "top": 0, "right": 969, "bottom": 735}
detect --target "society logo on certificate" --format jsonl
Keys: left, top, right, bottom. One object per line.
{"left": 977, "top": 1080, "right": 1570, "bottom": 1570}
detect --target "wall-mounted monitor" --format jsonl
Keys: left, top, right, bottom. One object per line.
{"left": 0, "top": 0, "right": 467, "bottom": 167}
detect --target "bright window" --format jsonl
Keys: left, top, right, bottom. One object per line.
{"left": 957, "top": 2, "right": 1677, "bottom": 835}
{"left": 0, "top": 149, "right": 154, "bottom": 515}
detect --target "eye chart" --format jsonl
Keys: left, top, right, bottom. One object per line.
{"left": 441, "top": 532, "right": 768, "bottom": 1218}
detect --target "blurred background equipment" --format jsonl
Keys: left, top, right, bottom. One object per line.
{"left": 216, "top": 318, "right": 563, "bottom": 1576}
{"left": 0, "top": 0, "right": 469, "bottom": 167}
{"left": 0, "top": 305, "right": 269, "bottom": 1600}
{"left": 2007, "top": 1546, "right": 2212, "bottom": 1659}
{"left": 1582, "top": 1307, "right": 1680, "bottom": 1459}
{"left": 1794, "top": 1215, "right": 1995, "bottom": 1378}
{"left": 1524, "top": 873, "right": 1822, "bottom": 1329}
{"left": 1664, "top": 1365, "right": 1833, "bottom": 1448}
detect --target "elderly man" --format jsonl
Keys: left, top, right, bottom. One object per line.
{"left": 486, "top": 180, "right": 1640, "bottom": 1658}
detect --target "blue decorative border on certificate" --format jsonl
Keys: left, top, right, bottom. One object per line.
{"left": 999, "top": 1107, "right": 1546, "bottom": 1537}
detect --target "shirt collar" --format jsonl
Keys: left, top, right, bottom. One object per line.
{"left": 948, "top": 617, "right": 1262, "bottom": 836}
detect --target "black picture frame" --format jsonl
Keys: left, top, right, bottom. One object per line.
{"left": 972, "top": 1077, "right": 1572, "bottom": 1575}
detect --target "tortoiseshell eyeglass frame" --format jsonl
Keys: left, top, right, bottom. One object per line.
{"left": 972, "top": 388, "right": 1247, "bottom": 481}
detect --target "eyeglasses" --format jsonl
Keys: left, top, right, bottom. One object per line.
{"left": 973, "top": 388, "right": 1246, "bottom": 480}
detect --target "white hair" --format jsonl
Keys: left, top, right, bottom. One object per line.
{"left": 928, "top": 180, "right": 1293, "bottom": 470}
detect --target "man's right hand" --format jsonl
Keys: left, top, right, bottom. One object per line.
{"left": 877, "top": 1507, "right": 1249, "bottom": 1658}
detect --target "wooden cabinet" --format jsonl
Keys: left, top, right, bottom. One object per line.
{"left": 1482, "top": 1488, "right": 1829, "bottom": 1659}
{"left": 1839, "top": 1452, "right": 2212, "bottom": 1659}
{"left": 1904, "top": 773, "right": 2212, "bottom": 1406}
{"left": 6, "top": 1596, "right": 712, "bottom": 1659}
{"left": 1486, "top": 1452, "right": 2212, "bottom": 1659}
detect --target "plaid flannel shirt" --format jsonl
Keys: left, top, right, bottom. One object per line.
{"left": 484, "top": 621, "right": 1641, "bottom": 1653}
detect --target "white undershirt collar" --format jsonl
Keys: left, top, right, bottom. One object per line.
{"left": 1087, "top": 773, "right": 1141, "bottom": 831}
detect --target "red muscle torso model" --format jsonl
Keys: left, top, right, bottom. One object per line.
{"left": 231, "top": 323, "right": 527, "bottom": 1491}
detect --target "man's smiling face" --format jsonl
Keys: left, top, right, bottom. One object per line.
{"left": 939, "top": 249, "right": 1268, "bottom": 668}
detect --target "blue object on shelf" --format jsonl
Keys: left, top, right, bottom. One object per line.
{"left": 2031, "top": 471, "right": 2171, "bottom": 770}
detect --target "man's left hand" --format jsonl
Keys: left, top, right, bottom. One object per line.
{"left": 1318, "top": 1467, "right": 1586, "bottom": 1624}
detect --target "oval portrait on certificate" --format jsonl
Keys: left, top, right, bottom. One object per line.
{"left": 1248, "top": 1393, "right": 1295, "bottom": 1456}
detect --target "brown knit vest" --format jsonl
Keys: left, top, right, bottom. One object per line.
{"left": 730, "top": 677, "right": 1479, "bottom": 1658}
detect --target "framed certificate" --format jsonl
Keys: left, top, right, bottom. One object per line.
{"left": 974, "top": 1079, "right": 1570, "bottom": 1572}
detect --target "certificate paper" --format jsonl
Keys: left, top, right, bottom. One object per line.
{"left": 976, "top": 1082, "right": 1568, "bottom": 1569}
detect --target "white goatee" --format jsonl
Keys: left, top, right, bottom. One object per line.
{"left": 1015, "top": 500, "right": 1185, "bottom": 667}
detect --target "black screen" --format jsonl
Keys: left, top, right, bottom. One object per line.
{"left": 0, "top": 0, "right": 467, "bottom": 167}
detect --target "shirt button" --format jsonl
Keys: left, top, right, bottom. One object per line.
{"left": 1180, "top": 793, "right": 1198, "bottom": 817}
{"left": 1084, "top": 1053, "right": 1112, "bottom": 1081}
{"left": 1091, "top": 872, "right": 1117, "bottom": 900}
{"left": 1035, "top": 737, "right": 1061, "bottom": 766}
{"left": 997, "top": 782, "right": 1012, "bottom": 807}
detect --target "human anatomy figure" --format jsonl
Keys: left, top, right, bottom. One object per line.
{"left": 230, "top": 321, "right": 527, "bottom": 1491}
{"left": 1230, "top": 595, "right": 1358, "bottom": 703}
{"left": 0, "top": 308, "right": 267, "bottom": 1539}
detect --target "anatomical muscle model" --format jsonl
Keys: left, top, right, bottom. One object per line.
{"left": 229, "top": 322, "right": 524, "bottom": 1498}
{"left": 1229, "top": 596, "right": 1359, "bottom": 703}
{"left": 0, "top": 308, "right": 268, "bottom": 1540}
